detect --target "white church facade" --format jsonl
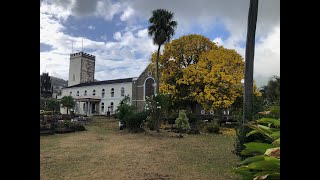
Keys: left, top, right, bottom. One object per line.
{"left": 59, "top": 52, "right": 156, "bottom": 116}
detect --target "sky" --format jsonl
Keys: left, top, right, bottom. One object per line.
{"left": 40, "top": 0, "right": 280, "bottom": 87}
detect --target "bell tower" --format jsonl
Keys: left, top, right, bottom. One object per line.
{"left": 68, "top": 52, "right": 95, "bottom": 87}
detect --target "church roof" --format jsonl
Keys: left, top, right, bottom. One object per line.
{"left": 65, "top": 78, "right": 134, "bottom": 89}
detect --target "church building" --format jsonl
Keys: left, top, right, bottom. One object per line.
{"left": 59, "top": 52, "right": 156, "bottom": 115}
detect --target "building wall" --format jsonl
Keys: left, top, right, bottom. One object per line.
{"left": 132, "top": 66, "right": 156, "bottom": 112}
{"left": 60, "top": 82, "right": 133, "bottom": 115}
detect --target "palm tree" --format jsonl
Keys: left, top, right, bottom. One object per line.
{"left": 243, "top": 0, "right": 259, "bottom": 124}
{"left": 148, "top": 9, "right": 177, "bottom": 132}
{"left": 148, "top": 9, "right": 177, "bottom": 96}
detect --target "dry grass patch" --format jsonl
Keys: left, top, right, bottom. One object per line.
{"left": 41, "top": 116, "right": 240, "bottom": 180}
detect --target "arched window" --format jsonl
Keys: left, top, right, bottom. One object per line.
{"left": 70, "top": 91, "right": 72, "bottom": 96}
{"left": 93, "top": 89, "right": 96, "bottom": 96}
{"left": 111, "top": 88, "right": 114, "bottom": 97}
{"left": 84, "top": 90, "right": 87, "bottom": 96}
{"left": 83, "top": 103, "right": 86, "bottom": 112}
{"left": 145, "top": 78, "right": 155, "bottom": 97}
{"left": 102, "top": 89, "right": 105, "bottom": 98}
{"left": 110, "top": 102, "right": 114, "bottom": 113}
{"left": 101, "top": 102, "right": 104, "bottom": 112}
{"left": 77, "top": 91, "right": 79, "bottom": 96}
{"left": 121, "top": 87, "right": 125, "bottom": 97}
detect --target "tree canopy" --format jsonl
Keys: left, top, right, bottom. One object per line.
{"left": 151, "top": 34, "right": 247, "bottom": 111}
{"left": 60, "top": 96, "right": 75, "bottom": 114}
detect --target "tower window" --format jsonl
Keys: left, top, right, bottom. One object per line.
{"left": 111, "top": 88, "right": 114, "bottom": 97}
{"left": 77, "top": 91, "right": 79, "bottom": 96}
{"left": 93, "top": 89, "right": 96, "bottom": 96}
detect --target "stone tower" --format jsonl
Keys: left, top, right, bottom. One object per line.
{"left": 68, "top": 52, "right": 95, "bottom": 87}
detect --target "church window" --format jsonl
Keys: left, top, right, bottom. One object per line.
{"left": 110, "top": 102, "right": 114, "bottom": 113}
{"left": 121, "top": 87, "right": 125, "bottom": 97}
{"left": 93, "top": 89, "right": 96, "bottom": 96}
{"left": 101, "top": 102, "right": 104, "bottom": 112}
{"left": 111, "top": 88, "right": 114, "bottom": 97}
{"left": 84, "top": 90, "right": 87, "bottom": 96}
{"left": 77, "top": 91, "right": 79, "bottom": 96}
{"left": 102, "top": 89, "right": 105, "bottom": 98}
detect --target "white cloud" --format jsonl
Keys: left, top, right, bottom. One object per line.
{"left": 120, "top": 7, "right": 135, "bottom": 21}
{"left": 88, "top": 25, "right": 95, "bottom": 30}
{"left": 113, "top": 32, "right": 122, "bottom": 40}
{"left": 40, "top": 2, "right": 157, "bottom": 81}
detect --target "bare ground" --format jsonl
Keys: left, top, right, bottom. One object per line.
{"left": 40, "top": 117, "right": 240, "bottom": 180}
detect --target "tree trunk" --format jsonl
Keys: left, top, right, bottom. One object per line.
{"left": 155, "top": 44, "right": 161, "bottom": 132}
{"left": 156, "top": 44, "right": 161, "bottom": 95}
{"left": 243, "top": 0, "right": 259, "bottom": 124}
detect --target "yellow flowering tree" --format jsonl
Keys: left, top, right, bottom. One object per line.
{"left": 178, "top": 47, "right": 244, "bottom": 110}
{"left": 150, "top": 34, "right": 259, "bottom": 112}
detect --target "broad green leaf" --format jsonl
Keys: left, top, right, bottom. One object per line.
{"left": 241, "top": 143, "right": 277, "bottom": 156}
{"left": 257, "top": 118, "right": 280, "bottom": 127}
{"left": 272, "top": 138, "right": 280, "bottom": 145}
{"left": 241, "top": 155, "right": 265, "bottom": 165}
{"left": 247, "top": 160, "right": 280, "bottom": 171}
{"left": 234, "top": 166, "right": 255, "bottom": 179}
{"left": 246, "top": 129, "right": 259, "bottom": 137}
{"left": 271, "top": 131, "right": 280, "bottom": 139}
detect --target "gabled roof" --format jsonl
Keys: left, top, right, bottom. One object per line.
{"left": 64, "top": 78, "right": 134, "bottom": 89}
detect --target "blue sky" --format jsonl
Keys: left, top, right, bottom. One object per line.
{"left": 40, "top": 0, "right": 279, "bottom": 87}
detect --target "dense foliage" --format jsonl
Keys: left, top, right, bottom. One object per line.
{"left": 234, "top": 117, "right": 280, "bottom": 179}
{"left": 60, "top": 96, "right": 75, "bottom": 114}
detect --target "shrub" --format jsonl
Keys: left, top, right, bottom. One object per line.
{"left": 115, "top": 96, "right": 136, "bottom": 121}
{"left": 198, "top": 122, "right": 220, "bottom": 134}
{"left": 175, "top": 110, "right": 191, "bottom": 132}
{"left": 69, "top": 122, "right": 86, "bottom": 131}
{"left": 62, "top": 114, "right": 72, "bottom": 120}
{"left": 205, "top": 122, "right": 220, "bottom": 133}
{"left": 124, "top": 111, "right": 148, "bottom": 130}
{"left": 145, "top": 116, "right": 156, "bottom": 130}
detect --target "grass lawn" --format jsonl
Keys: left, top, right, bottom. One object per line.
{"left": 40, "top": 116, "right": 240, "bottom": 180}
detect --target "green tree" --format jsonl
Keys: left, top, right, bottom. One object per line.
{"left": 40, "top": 96, "right": 46, "bottom": 110}
{"left": 243, "top": 0, "right": 259, "bottom": 124}
{"left": 60, "top": 96, "right": 75, "bottom": 115}
{"left": 261, "top": 76, "right": 280, "bottom": 106}
{"left": 46, "top": 98, "right": 60, "bottom": 113}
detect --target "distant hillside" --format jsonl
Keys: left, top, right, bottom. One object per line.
{"left": 40, "top": 75, "right": 68, "bottom": 94}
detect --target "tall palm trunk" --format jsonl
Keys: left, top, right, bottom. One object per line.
{"left": 156, "top": 44, "right": 161, "bottom": 95}
{"left": 155, "top": 44, "right": 161, "bottom": 132}
{"left": 243, "top": 0, "right": 259, "bottom": 124}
